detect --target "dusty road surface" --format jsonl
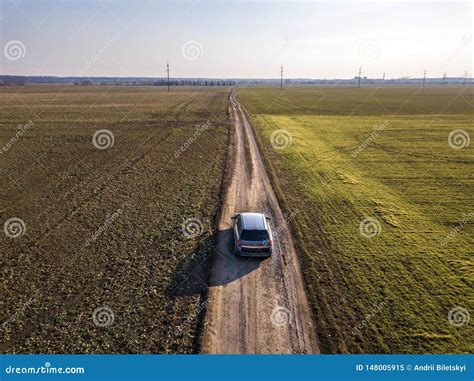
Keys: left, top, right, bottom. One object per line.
{"left": 202, "top": 89, "right": 318, "bottom": 354}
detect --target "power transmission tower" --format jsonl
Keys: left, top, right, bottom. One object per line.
{"left": 423, "top": 69, "right": 426, "bottom": 87}
{"left": 166, "top": 61, "right": 170, "bottom": 92}
{"left": 280, "top": 65, "right": 283, "bottom": 89}
{"left": 358, "top": 67, "right": 362, "bottom": 88}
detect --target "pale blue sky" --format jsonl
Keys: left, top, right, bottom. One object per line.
{"left": 0, "top": 0, "right": 472, "bottom": 78}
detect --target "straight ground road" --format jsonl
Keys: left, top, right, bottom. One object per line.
{"left": 202, "top": 89, "right": 318, "bottom": 354}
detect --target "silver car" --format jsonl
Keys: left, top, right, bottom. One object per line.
{"left": 232, "top": 212, "right": 273, "bottom": 257}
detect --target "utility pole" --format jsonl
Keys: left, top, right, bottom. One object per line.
{"left": 358, "top": 67, "right": 362, "bottom": 88}
{"left": 423, "top": 69, "right": 426, "bottom": 87}
{"left": 443, "top": 72, "right": 447, "bottom": 84}
{"left": 464, "top": 71, "right": 468, "bottom": 85}
{"left": 382, "top": 72, "right": 385, "bottom": 82}
{"left": 280, "top": 64, "right": 283, "bottom": 89}
{"left": 166, "top": 60, "right": 170, "bottom": 92}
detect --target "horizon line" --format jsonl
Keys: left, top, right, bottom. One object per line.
{"left": 1, "top": 74, "right": 470, "bottom": 81}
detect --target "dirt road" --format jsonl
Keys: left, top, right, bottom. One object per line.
{"left": 201, "top": 89, "right": 318, "bottom": 354}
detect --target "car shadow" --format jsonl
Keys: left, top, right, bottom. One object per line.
{"left": 165, "top": 233, "right": 215, "bottom": 298}
{"left": 209, "top": 227, "right": 263, "bottom": 287}
{"left": 166, "top": 227, "right": 263, "bottom": 298}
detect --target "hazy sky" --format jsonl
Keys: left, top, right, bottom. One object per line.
{"left": 0, "top": 0, "right": 472, "bottom": 78}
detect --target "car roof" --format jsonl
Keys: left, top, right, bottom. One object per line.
{"left": 240, "top": 212, "right": 267, "bottom": 230}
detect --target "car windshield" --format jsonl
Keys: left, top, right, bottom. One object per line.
{"left": 241, "top": 229, "right": 269, "bottom": 241}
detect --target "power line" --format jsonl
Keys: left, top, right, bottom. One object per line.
{"left": 280, "top": 64, "right": 283, "bottom": 89}
{"left": 166, "top": 60, "right": 170, "bottom": 92}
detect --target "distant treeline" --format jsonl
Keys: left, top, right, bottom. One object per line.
{"left": 73, "top": 79, "right": 236, "bottom": 86}
{"left": 0, "top": 75, "right": 471, "bottom": 86}
{"left": 0, "top": 76, "right": 237, "bottom": 87}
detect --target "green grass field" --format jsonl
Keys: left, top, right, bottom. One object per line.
{"left": 0, "top": 85, "right": 230, "bottom": 353}
{"left": 239, "top": 86, "right": 473, "bottom": 353}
